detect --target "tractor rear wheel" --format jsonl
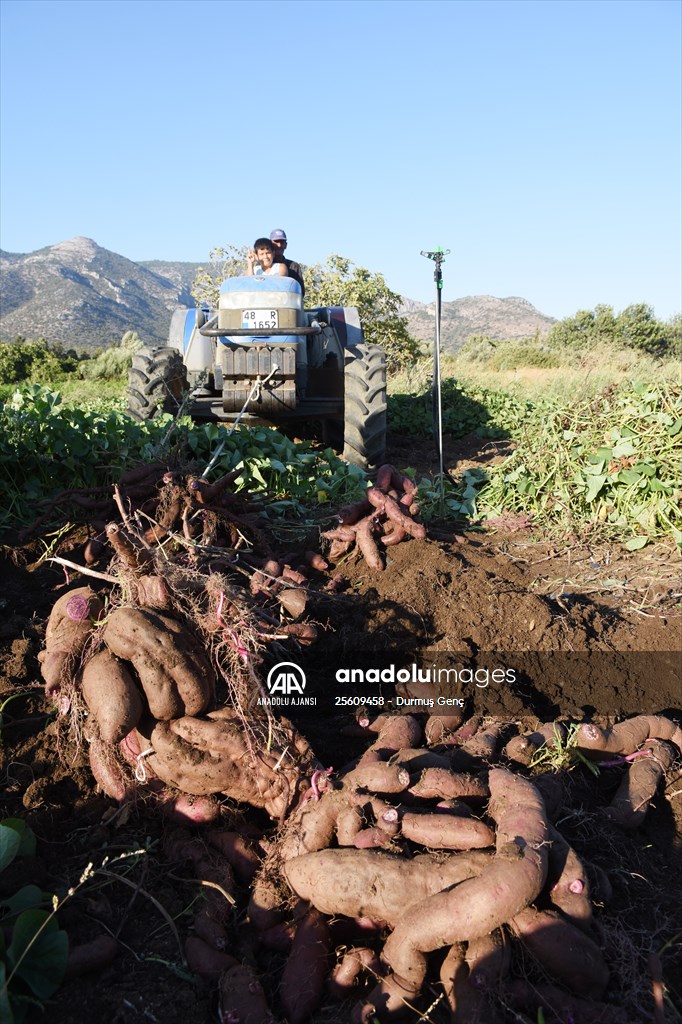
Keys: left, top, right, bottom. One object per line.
{"left": 126, "top": 346, "right": 188, "bottom": 422}
{"left": 340, "top": 343, "right": 387, "bottom": 471}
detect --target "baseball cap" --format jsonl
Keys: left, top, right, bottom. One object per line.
{"left": 269, "top": 229, "right": 287, "bottom": 241}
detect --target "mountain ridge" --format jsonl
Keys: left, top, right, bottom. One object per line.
{"left": 0, "top": 237, "right": 556, "bottom": 351}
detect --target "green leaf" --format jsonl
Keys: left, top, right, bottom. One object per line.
{"left": 0, "top": 823, "right": 21, "bottom": 872}
{"left": 611, "top": 440, "right": 637, "bottom": 458}
{"left": 617, "top": 469, "right": 643, "bottom": 485}
{"left": 624, "top": 536, "right": 649, "bottom": 551}
{"left": 0, "top": 820, "right": 36, "bottom": 859}
{"left": 1, "top": 885, "right": 46, "bottom": 917}
{"left": 633, "top": 461, "right": 656, "bottom": 477}
{"left": 584, "top": 475, "right": 606, "bottom": 502}
{"left": 7, "top": 909, "right": 68, "bottom": 1000}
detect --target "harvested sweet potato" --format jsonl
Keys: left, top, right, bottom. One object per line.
{"left": 367, "top": 769, "right": 549, "bottom": 1009}
{"left": 39, "top": 587, "right": 104, "bottom": 695}
{"left": 327, "top": 947, "right": 383, "bottom": 1001}
{"left": 439, "top": 942, "right": 495, "bottom": 1024}
{"left": 279, "top": 908, "right": 331, "bottom": 1024}
{"left": 88, "top": 735, "right": 129, "bottom": 801}
{"left": 219, "top": 963, "right": 276, "bottom": 1024}
{"left": 606, "top": 739, "right": 675, "bottom": 829}
{"left": 184, "top": 936, "right": 237, "bottom": 979}
{"left": 206, "top": 829, "right": 264, "bottom": 883}
{"left": 146, "top": 710, "right": 308, "bottom": 819}
{"left": 510, "top": 905, "right": 609, "bottom": 999}
{"left": 576, "top": 714, "right": 682, "bottom": 757}
{"left": 408, "top": 768, "right": 489, "bottom": 802}
{"left": 64, "top": 934, "right": 118, "bottom": 979}
{"left": 546, "top": 824, "right": 593, "bottom": 930}
{"left": 505, "top": 721, "right": 567, "bottom": 765}
{"left": 103, "top": 606, "right": 214, "bottom": 719}
{"left": 284, "top": 848, "right": 493, "bottom": 926}
{"left": 81, "top": 648, "right": 143, "bottom": 744}
{"left": 399, "top": 810, "right": 494, "bottom": 850}
{"left": 508, "top": 979, "right": 629, "bottom": 1024}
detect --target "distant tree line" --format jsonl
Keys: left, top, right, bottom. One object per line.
{"left": 546, "top": 304, "right": 680, "bottom": 358}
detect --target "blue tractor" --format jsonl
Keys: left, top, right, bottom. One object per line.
{"left": 126, "top": 276, "right": 387, "bottom": 470}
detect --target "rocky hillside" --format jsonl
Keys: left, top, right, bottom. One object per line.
{"left": 402, "top": 295, "right": 556, "bottom": 353}
{"left": 0, "top": 239, "right": 201, "bottom": 350}
{"left": 0, "top": 237, "right": 555, "bottom": 351}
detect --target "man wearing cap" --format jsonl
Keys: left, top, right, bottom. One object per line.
{"left": 270, "top": 229, "right": 305, "bottom": 298}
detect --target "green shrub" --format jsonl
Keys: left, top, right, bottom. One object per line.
{"left": 0, "top": 338, "right": 78, "bottom": 386}
{"left": 79, "top": 331, "right": 142, "bottom": 381}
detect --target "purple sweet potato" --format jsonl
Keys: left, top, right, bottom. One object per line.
{"left": 39, "top": 587, "right": 104, "bottom": 695}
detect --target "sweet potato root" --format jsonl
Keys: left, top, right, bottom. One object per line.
{"left": 103, "top": 606, "right": 215, "bottom": 719}
{"left": 508, "top": 979, "right": 629, "bottom": 1024}
{"left": 88, "top": 735, "right": 131, "bottom": 801}
{"left": 146, "top": 711, "right": 307, "bottom": 819}
{"left": 371, "top": 769, "right": 549, "bottom": 1004}
{"left": 39, "top": 587, "right": 104, "bottom": 695}
{"left": 64, "top": 934, "right": 118, "bottom": 979}
{"left": 510, "top": 905, "right": 609, "bottom": 999}
{"left": 81, "top": 648, "right": 143, "bottom": 744}
{"left": 284, "top": 848, "right": 493, "bottom": 926}
{"left": 439, "top": 942, "right": 496, "bottom": 1023}
{"left": 279, "top": 908, "right": 331, "bottom": 1024}
{"left": 408, "top": 768, "right": 489, "bottom": 802}
{"left": 505, "top": 721, "right": 567, "bottom": 766}
{"left": 399, "top": 810, "right": 495, "bottom": 850}
{"left": 219, "top": 963, "right": 276, "bottom": 1024}
{"left": 327, "top": 947, "right": 383, "bottom": 1000}
{"left": 184, "top": 936, "right": 237, "bottom": 979}
{"left": 606, "top": 739, "right": 676, "bottom": 829}
{"left": 576, "top": 714, "right": 682, "bottom": 757}
{"left": 546, "top": 824, "right": 593, "bottom": 929}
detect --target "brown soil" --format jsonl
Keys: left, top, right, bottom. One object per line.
{"left": 1, "top": 432, "right": 680, "bottom": 1023}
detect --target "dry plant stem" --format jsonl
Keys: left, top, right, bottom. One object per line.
{"left": 48, "top": 556, "right": 118, "bottom": 584}
{"left": 648, "top": 952, "right": 665, "bottom": 1024}
{"left": 113, "top": 484, "right": 152, "bottom": 550}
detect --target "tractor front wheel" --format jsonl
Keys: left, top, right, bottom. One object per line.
{"left": 126, "top": 346, "right": 189, "bottom": 422}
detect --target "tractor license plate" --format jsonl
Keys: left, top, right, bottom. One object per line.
{"left": 242, "top": 309, "right": 279, "bottom": 330}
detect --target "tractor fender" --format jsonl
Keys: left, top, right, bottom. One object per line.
{"left": 168, "top": 306, "right": 213, "bottom": 373}
{"left": 323, "top": 306, "right": 363, "bottom": 349}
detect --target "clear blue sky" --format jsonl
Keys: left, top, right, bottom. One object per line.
{"left": 1, "top": 0, "right": 680, "bottom": 319}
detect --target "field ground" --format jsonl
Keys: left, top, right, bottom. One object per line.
{"left": 0, "top": 424, "right": 680, "bottom": 1023}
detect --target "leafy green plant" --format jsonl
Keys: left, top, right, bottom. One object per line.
{"left": 0, "top": 384, "right": 367, "bottom": 536}
{"left": 477, "top": 380, "right": 682, "bottom": 548}
{"left": 0, "top": 819, "right": 68, "bottom": 1023}
{"left": 388, "top": 377, "right": 543, "bottom": 439}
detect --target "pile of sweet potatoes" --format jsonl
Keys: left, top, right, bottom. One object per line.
{"left": 322, "top": 463, "right": 426, "bottom": 571}
{"left": 35, "top": 463, "right": 681, "bottom": 1022}
{"left": 236, "top": 708, "right": 680, "bottom": 1023}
